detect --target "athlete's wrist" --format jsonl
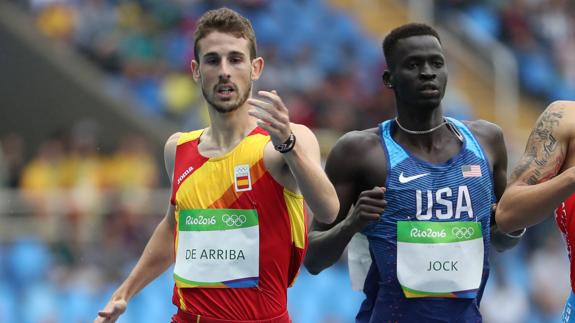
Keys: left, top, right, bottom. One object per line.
{"left": 341, "top": 216, "right": 364, "bottom": 236}
{"left": 274, "top": 132, "right": 296, "bottom": 153}
{"left": 111, "top": 288, "right": 131, "bottom": 303}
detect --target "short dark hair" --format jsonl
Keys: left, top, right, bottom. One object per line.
{"left": 383, "top": 23, "right": 441, "bottom": 69}
{"left": 193, "top": 7, "right": 257, "bottom": 62}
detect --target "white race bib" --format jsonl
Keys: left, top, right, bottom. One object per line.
{"left": 396, "top": 221, "right": 484, "bottom": 298}
{"left": 174, "top": 209, "right": 259, "bottom": 288}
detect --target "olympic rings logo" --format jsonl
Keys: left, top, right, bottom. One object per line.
{"left": 222, "top": 214, "right": 247, "bottom": 227}
{"left": 452, "top": 227, "right": 474, "bottom": 239}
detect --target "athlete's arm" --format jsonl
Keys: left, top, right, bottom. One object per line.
{"left": 473, "top": 121, "right": 524, "bottom": 251}
{"left": 249, "top": 90, "right": 339, "bottom": 224}
{"left": 305, "top": 131, "right": 386, "bottom": 275}
{"left": 94, "top": 133, "right": 180, "bottom": 323}
{"left": 497, "top": 101, "right": 575, "bottom": 233}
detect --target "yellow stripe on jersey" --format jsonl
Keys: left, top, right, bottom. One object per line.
{"left": 283, "top": 189, "right": 305, "bottom": 249}
{"left": 175, "top": 133, "right": 269, "bottom": 209}
{"left": 176, "top": 286, "right": 188, "bottom": 311}
{"left": 177, "top": 129, "right": 204, "bottom": 146}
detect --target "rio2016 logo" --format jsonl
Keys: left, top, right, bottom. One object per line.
{"left": 410, "top": 227, "right": 446, "bottom": 238}
{"left": 185, "top": 215, "right": 216, "bottom": 225}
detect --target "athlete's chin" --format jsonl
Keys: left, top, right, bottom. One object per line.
{"left": 211, "top": 100, "right": 243, "bottom": 114}
{"left": 414, "top": 98, "right": 441, "bottom": 109}
{"left": 212, "top": 103, "right": 241, "bottom": 114}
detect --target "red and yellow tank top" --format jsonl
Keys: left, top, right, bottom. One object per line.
{"left": 170, "top": 127, "right": 307, "bottom": 320}
{"left": 556, "top": 192, "right": 575, "bottom": 292}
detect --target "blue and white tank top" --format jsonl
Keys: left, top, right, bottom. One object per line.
{"left": 356, "top": 118, "right": 494, "bottom": 323}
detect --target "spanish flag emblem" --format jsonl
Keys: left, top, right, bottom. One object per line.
{"left": 234, "top": 164, "right": 252, "bottom": 192}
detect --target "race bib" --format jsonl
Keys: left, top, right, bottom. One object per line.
{"left": 174, "top": 209, "right": 259, "bottom": 288}
{"left": 396, "top": 221, "right": 484, "bottom": 298}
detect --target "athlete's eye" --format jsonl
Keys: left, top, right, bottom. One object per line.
{"left": 204, "top": 56, "right": 219, "bottom": 65}
{"left": 406, "top": 62, "right": 418, "bottom": 70}
{"left": 432, "top": 60, "right": 444, "bottom": 68}
{"left": 229, "top": 56, "right": 243, "bottom": 64}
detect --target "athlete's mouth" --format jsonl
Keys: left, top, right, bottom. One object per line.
{"left": 418, "top": 83, "right": 440, "bottom": 96}
{"left": 216, "top": 84, "right": 236, "bottom": 96}
{"left": 418, "top": 83, "right": 439, "bottom": 91}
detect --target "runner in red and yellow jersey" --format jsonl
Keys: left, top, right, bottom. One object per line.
{"left": 95, "top": 7, "right": 339, "bottom": 323}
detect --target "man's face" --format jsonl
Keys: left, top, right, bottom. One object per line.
{"left": 386, "top": 35, "right": 447, "bottom": 109}
{"left": 192, "top": 31, "right": 262, "bottom": 114}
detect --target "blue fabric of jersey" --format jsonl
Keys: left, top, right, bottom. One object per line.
{"left": 357, "top": 118, "right": 494, "bottom": 323}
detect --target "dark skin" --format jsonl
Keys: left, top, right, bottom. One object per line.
{"left": 304, "top": 35, "right": 516, "bottom": 274}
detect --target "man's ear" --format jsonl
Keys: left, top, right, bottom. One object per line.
{"left": 191, "top": 59, "right": 200, "bottom": 81}
{"left": 251, "top": 57, "right": 264, "bottom": 81}
{"left": 382, "top": 70, "right": 393, "bottom": 89}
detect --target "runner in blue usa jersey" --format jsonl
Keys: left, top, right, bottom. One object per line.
{"left": 304, "top": 23, "right": 524, "bottom": 322}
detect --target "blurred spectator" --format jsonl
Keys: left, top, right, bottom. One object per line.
{"left": 20, "top": 135, "right": 66, "bottom": 235}
{"left": 35, "top": 2, "right": 75, "bottom": 41}
{"left": 1, "top": 134, "right": 26, "bottom": 188}
{"left": 102, "top": 134, "right": 158, "bottom": 214}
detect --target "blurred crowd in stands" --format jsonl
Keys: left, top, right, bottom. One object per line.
{"left": 437, "top": 0, "right": 575, "bottom": 102}
{"left": 1, "top": 0, "right": 574, "bottom": 322}
{"left": 24, "top": 0, "right": 397, "bottom": 134}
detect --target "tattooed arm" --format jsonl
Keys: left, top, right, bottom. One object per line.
{"left": 496, "top": 101, "right": 575, "bottom": 233}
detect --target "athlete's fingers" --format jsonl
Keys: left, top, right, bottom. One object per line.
{"left": 255, "top": 121, "right": 281, "bottom": 137}
{"left": 355, "top": 204, "right": 386, "bottom": 215}
{"left": 358, "top": 189, "right": 386, "bottom": 202}
{"left": 257, "top": 90, "right": 285, "bottom": 112}
{"left": 357, "top": 195, "right": 387, "bottom": 207}
{"left": 360, "top": 212, "right": 382, "bottom": 221}
{"left": 248, "top": 108, "right": 274, "bottom": 124}
{"left": 95, "top": 300, "right": 126, "bottom": 323}
{"left": 248, "top": 99, "right": 289, "bottom": 124}
{"left": 359, "top": 196, "right": 387, "bottom": 206}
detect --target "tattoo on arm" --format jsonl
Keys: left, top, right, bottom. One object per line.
{"left": 510, "top": 109, "right": 566, "bottom": 185}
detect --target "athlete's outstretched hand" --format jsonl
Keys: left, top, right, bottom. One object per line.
{"left": 345, "top": 187, "right": 387, "bottom": 233}
{"left": 94, "top": 299, "right": 127, "bottom": 323}
{"left": 247, "top": 90, "right": 291, "bottom": 147}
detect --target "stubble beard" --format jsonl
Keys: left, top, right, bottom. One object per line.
{"left": 202, "top": 82, "right": 252, "bottom": 114}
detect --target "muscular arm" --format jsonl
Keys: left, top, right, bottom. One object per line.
{"left": 304, "top": 131, "right": 386, "bottom": 274}
{"left": 497, "top": 101, "right": 575, "bottom": 233}
{"left": 95, "top": 133, "right": 180, "bottom": 322}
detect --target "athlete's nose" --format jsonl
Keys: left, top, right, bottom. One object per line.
{"left": 419, "top": 62, "right": 436, "bottom": 80}
{"left": 219, "top": 60, "right": 232, "bottom": 81}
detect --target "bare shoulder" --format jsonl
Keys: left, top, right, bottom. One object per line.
{"left": 164, "top": 132, "right": 182, "bottom": 182}
{"left": 326, "top": 127, "right": 382, "bottom": 173}
{"left": 331, "top": 127, "right": 381, "bottom": 155}
{"left": 462, "top": 119, "right": 503, "bottom": 144}
{"left": 508, "top": 101, "right": 573, "bottom": 185}
{"left": 538, "top": 101, "right": 575, "bottom": 139}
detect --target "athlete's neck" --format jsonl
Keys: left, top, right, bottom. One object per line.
{"left": 395, "top": 105, "right": 444, "bottom": 132}
{"left": 204, "top": 105, "right": 257, "bottom": 151}
{"left": 394, "top": 107, "right": 452, "bottom": 151}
